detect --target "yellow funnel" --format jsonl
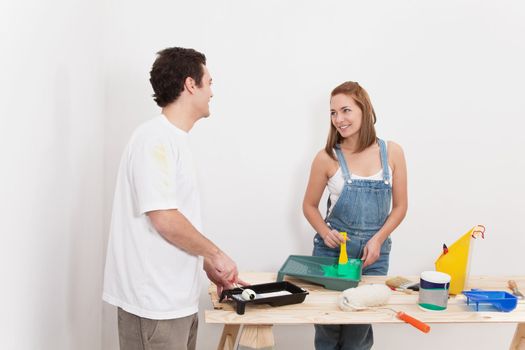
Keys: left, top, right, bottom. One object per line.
{"left": 435, "top": 226, "right": 484, "bottom": 295}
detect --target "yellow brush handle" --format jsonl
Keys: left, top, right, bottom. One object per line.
{"left": 339, "top": 232, "right": 348, "bottom": 264}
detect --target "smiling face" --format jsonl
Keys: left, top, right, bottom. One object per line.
{"left": 330, "top": 93, "right": 363, "bottom": 139}
{"left": 194, "top": 65, "right": 213, "bottom": 118}
{"left": 324, "top": 81, "right": 377, "bottom": 158}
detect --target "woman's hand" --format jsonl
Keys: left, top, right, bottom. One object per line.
{"left": 321, "top": 229, "right": 346, "bottom": 248}
{"left": 361, "top": 236, "right": 383, "bottom": 268}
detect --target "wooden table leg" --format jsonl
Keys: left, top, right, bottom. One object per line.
{"left": 510, "top": 323, "right": 525, "bottom": 350}
{"left": 237, "top": 325, "right": 275, "bottom": 350}
{"left": 218, "top": 324, "right": 241, "bottom": 350}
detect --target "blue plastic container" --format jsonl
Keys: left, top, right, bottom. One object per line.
{"left": 462, "top": 290, "right": 518, "bottom": 312}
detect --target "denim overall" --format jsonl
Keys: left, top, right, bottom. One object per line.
{"left": 313, "top": 139, "right": 392, "bottom": 350}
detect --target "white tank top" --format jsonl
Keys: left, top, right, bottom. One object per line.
{"left": 326, "top": 145, "right": 392, "bottom": 216}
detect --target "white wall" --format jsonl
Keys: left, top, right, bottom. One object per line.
{"left": 102, "top": 1, "right": 525, "bottom": 349}
{"left": 2, "top": 0, "right": 524, "bottom": 349}
{"left": 1, "top": 0, "right": 105, "bottom": 349}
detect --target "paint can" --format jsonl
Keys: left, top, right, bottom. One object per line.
{"left": 418, "top": 271, "right": 451, "bottom": 311}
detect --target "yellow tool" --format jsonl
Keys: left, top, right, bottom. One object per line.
{"left": 339, "top": 232, "right": 348, "bottom": 264}
{"left": 337, "top": 232, "right": 350, "bottom": 276}
{"left": 435, "top": 225, "right": 485, "bottom": 295}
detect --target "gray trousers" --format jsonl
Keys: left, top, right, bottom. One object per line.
{"left": 118, "top": 307, "right": 198, "bottom": 350}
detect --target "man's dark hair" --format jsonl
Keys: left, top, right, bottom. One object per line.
{"left": 149, "top": 47, "right": 207, "bottom": 107}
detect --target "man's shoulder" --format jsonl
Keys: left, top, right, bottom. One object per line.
{"left": 133, "top": 115, "right": 165, "bottom": 135}
{"left": 130, "top": 116, "right": 176, "bottom": 147}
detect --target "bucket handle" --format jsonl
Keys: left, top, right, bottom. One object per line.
{"left": 471, "top": 225, "right": 485, "bottom": 239}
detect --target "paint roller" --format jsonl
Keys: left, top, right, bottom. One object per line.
{"left": 338, "top": 284, "right": 431, "bottom": 333}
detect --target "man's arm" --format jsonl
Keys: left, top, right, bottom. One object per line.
{"left": 147, "top": 209, "right": 240, "bottom": 293}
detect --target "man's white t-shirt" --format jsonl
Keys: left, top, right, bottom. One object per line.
{"left": 103, "top": 115, "right": 202, "bottom": 320}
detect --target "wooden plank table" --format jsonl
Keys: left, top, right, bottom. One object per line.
{"left": 205, "top": 273, "right": 525, "bottom": 350}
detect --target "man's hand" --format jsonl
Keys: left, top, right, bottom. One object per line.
{"left": 203, "top": 251, "right": 245, "bottom": 296}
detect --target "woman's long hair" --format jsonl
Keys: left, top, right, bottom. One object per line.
{"left": 325, "top": 81, "right": 377, "bottom": 160}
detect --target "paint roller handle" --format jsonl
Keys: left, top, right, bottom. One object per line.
{"left": 396, "top": 311, "right": 431, "bottom": 333}
{"left": 508, "top": 280, "right": 519, "bottom": 293}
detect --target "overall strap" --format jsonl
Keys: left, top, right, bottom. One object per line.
{"left": 325, "top": 196, "right": 332, "bottom": 218}
{"left": 334, "top": 145, "right": 353, "bottom": 183}
{"left": 377, "top": 138, "right": 391, "bottom": 185}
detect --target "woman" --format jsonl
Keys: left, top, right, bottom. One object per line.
{"left": 303, "top": 81, "right": 408, "bottom": 350}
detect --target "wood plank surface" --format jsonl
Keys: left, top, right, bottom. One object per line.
{"left": 510, "top": 323, "right": 525, "bottom": 349}
{"left": 205, "top": 273, "right": 525, "bottom": 325}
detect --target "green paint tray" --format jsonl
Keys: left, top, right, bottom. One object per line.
{"left": 276, "top": 255, "right": 362, "bottom": 291}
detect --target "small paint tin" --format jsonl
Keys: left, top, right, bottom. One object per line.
{"left": 418, "top": 271, "right": 451, "bottom": 312}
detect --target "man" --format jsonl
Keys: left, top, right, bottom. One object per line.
{"left": 103, "top": 47, "right": 242, "bottom": 350}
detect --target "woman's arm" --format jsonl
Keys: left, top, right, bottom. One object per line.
{"left": 362, "top": 141, "right": 408, "bottom": 267}
{"left": 303, "top": 150, "right": 346, "bottom": 248}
